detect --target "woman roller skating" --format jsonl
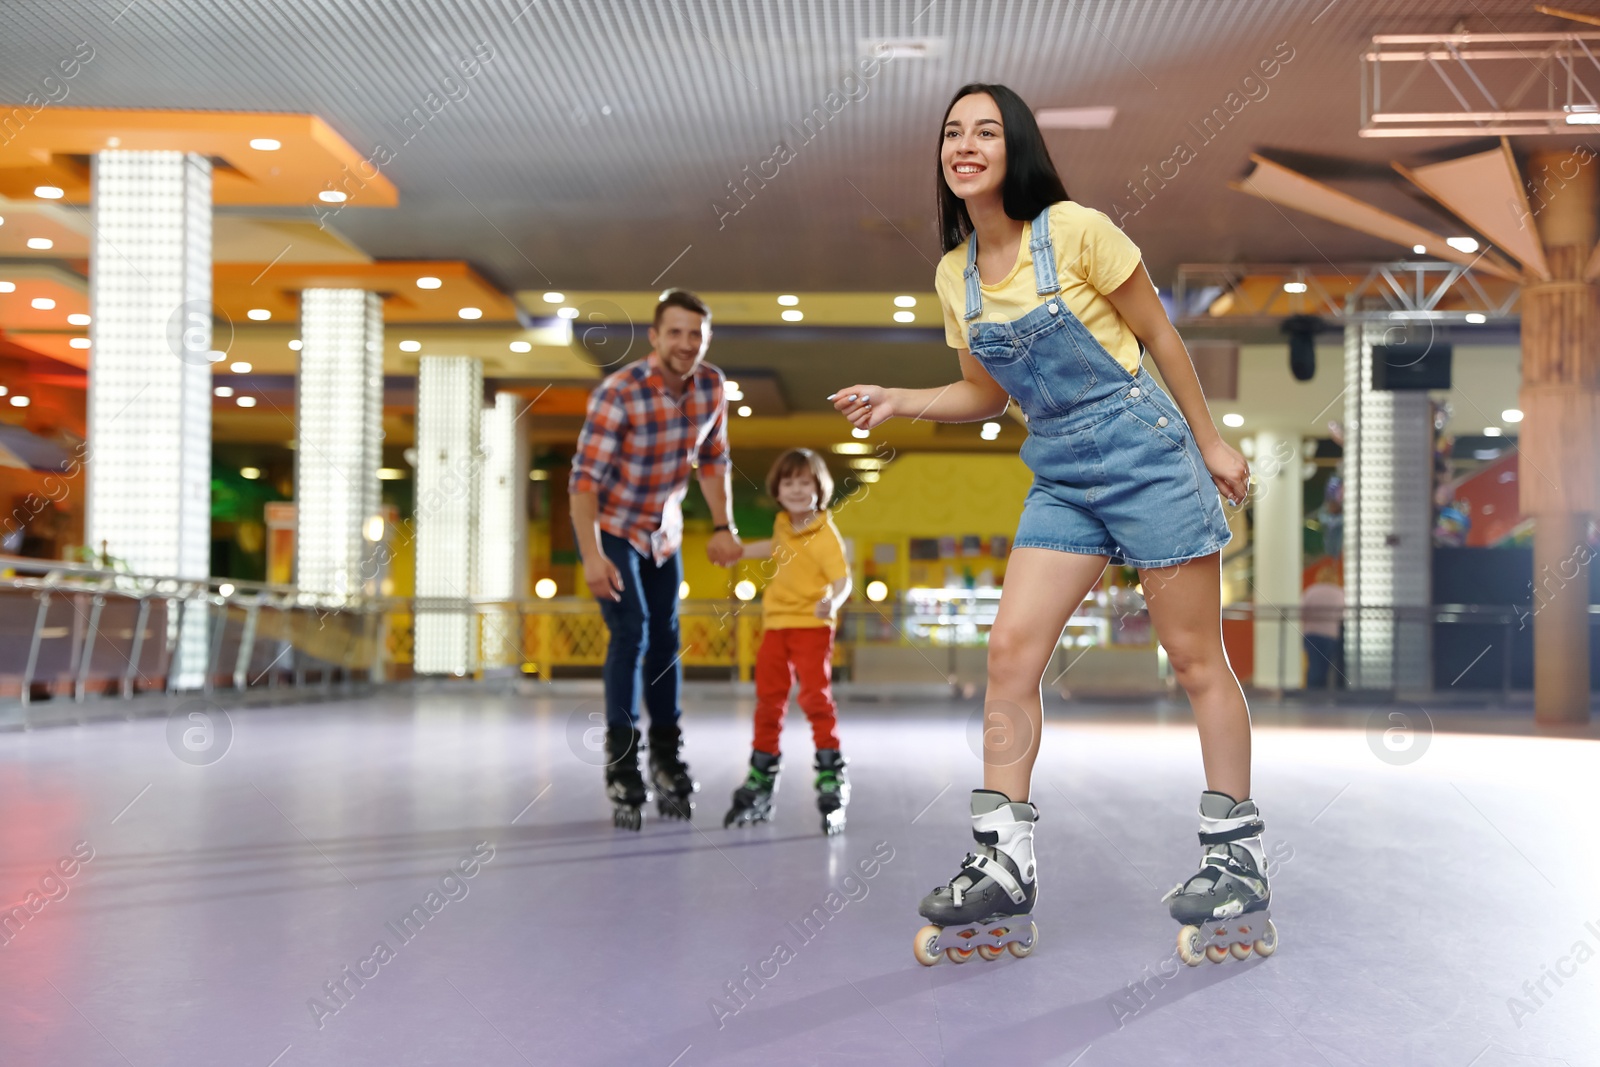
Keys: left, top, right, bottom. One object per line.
{"left": 831, "top": 83, "right": 1275, "bottom": 968}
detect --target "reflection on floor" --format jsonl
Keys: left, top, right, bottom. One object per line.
{"left": 0, "top": 684, "right": 1596, "bottom": 1066}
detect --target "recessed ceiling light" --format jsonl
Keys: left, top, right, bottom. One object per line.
{"left": 1502, "top": 408, "right": 1524, "bottom": 423}
{"left": 240, "top": 466, "right": 262, "bottom": 479}
{"left": 67, "top": 313, "right": 90, "bottom": 325}
{"left": 69, "top": 337, "right": 90, "bottom": 349}
{"left": 288, "top": 339, "right": 302, "bottom": 350}
{"left": 236, "top": 395, "right": 257, "bottom": 407}
{"left": 416, "top": 276, "right": 442, "bottom": 289}
{"left": 31, "top": 297, "right": 55, "bottom": 310}
{"left": 1445, "top": 236, "right": 1479, "bottom": 253}
{"left": 230, "top": 361, "right": 252, "bottom": 373}
{"left": 1222, "top": 413, "right": 1245, "bottom": 427}
{"left": 737, "top": 405, "right": 753, "bottom": 417}
{"left": 26, "top": 238, "right": 52, "bottom": 250}
{"left": 10, "top": 396, "right": 30, "bottom": 408}
{"left": 777, "top": 295, "right": 800, "bottom": 306}
{"left": 557, "top": 307, "right": 579, "bottom": 319}
{"left": 247, "top": 308, "right": 271, "bottom": 321}
{"left": 893, "top": 310, "right": 915, "bottom": 323}
{"left": 249, "top": 138, "right": 281, "bottom": 151}
{"left": 1483, "top": 426, "right": 1503, "bottom": 437}
{"left": 1283, "top": 281, "right": 1308, "bottom": 294}
{"left": 377, "top": 468, "right": 406, "bottom": 481}
{"left": 1464, "top": 312, "right": 1487, "bottom": 324}
{"left": 781, "top": 309, "right": 803, "bottom": 322}
{"left": 894, "top": 295, "right": 917, "bottom": 308}
{"left": 1034, "top": 106, "right": 1117, "bottom": 130}
{"left": 34, "top": 186, "right": 64, "bottom": 199}
{"left": 542, "top": 291, "right": 565, "bottom": 303}
{"left": 458, "top": 307, "right": 482, "bottom": 320}
{"left": 318, "top": 190, "right": 347, "bottom": 203}
{"left": 399, "top": 340, "right": 421, "bottom": 352}
{"left": 1412, "top": 244, "right": 1427, "bottom": 254}
{"left": 0, "top": 282, "right": 13, "bottom": 292}
{"left": 509, "top": 340, "right": 532, "bottom": 353}
{"left": 0, "top": 386, "right": 7, "bottom": 396}
{"left": 214, "top": 386, "right": 234, "bottom": 397}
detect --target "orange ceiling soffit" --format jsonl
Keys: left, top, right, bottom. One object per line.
{"left": 1232, "top": 155, "right": 1522, "bottom": 281}
{"left": 1535, "top": 4, "right": 1600, "bottom": 27}
{"left": 1392, "top": 143, "right": 1550, "bottom": 281}
{"left": 0, "top": 109, "right": 398, "bottom": 209}
{"left": 211, "top": 261, "right": 519, "bottom": 324}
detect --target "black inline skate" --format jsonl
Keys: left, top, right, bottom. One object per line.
{"left": 1163, "top": 791, "right": 1277, "bottom": 965}
{"left": 814, "top": 749, "right": 849, "bottom": 836}
{"left": 648, "top": 723, "right": 699, "bottom": 820}
{"left": 723, "top": 750, "right": 779, "bottom": 828}
{"left": 913, "top": 789, "right": 1038, "bottom": 966}
{"left": 604, "top": 726, "right": 650, "bottom": 831}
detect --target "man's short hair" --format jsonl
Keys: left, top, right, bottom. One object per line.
{"left": 765, "top": 448, "right": 835, "bottom": 507}
{"left": 653, "top": 288, "right": 710, "bottom": 327}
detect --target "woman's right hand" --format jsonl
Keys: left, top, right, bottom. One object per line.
{"left": 828, "top": 385, "right": 895, "bottom": 430}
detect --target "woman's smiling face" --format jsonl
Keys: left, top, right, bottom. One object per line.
{"left": 941, "top": 92, "right": 1006, "bottom": 201}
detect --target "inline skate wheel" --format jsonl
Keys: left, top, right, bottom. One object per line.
{"left": 1177, "top": 925, "right": 1205, "bottom": 967}
{"left": 1230, "top": 941, "right": 1252, "bottom": 960}
{"left": 912, "top": 925, "right": 942, "bottom": 967}
{"left": 1007, "top": 922, "right": 1038, "bottom": 958}
{"left": 1205, "top": 944, "right": 1228, "bottom": 964}
{"left": 945, "top": 946, "right": 974, "bottom": 964}
{"left": 613, "top": 807, "right": 642, "bottom": 832}
{"left": 1254, "top": 920, "right": 1278, "bottom": 957}
{"left": 977, "top": 945, "right": 1003, "bottom": 961}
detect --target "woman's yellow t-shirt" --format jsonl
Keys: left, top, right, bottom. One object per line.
{"left": 762, "top": 511, "right": 848, "bottom": 630}
{"left": 934, "top": 200, "right": 1144, "bottom": 375}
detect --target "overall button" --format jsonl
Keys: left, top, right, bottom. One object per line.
{"left": 1157, "top": 416, "right": 1169, "bottom": 427}
{"left": 1129, "top": 386, "right": 1141, "bottom": 398}
{"left": 1046, "top": 303, "right": 1059, "bottom": 315}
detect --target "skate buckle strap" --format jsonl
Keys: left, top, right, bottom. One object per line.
{"left": 1197, "top": 818, "right": 1263, "bottom": 846}
{"left": 960, "top": 852, "right": 1026, "bottom": 906}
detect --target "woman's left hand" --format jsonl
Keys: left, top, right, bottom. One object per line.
{"left": 1202, "top": 439, "right": 1251, "bottom": 507}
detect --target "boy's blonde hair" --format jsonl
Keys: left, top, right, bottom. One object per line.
{"left": 765, "top": 448, "right": 834, "bottom": 508}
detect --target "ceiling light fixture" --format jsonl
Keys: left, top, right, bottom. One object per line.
{"left": 1222, "top": 413, "right": 1245, "bottom": 427}
{"left": 458, "top": 307, "right": 482, "bottom": 320}
{"left": 737, "top": 405, "right": 753, "bottom": 417}
{"left": 399, "top": 340, "right": 421, "bottom": 352}
{"left": 416, "top": 276, "right": 441, "bottom": 289}
{"left": 69, "top": 338, "right": 90, "bottom": 349}
{"left": 1283, "top": 281, "right": 1308, "bottom": 294}
{"left": 288, "top": 339, "right": 302, "bottom": 350}
{"left": 249, "top": 138, "right": 281, "bottom": 150}
{"left": 230, "top": 361, "right": 252, "bottom": 373}
{"left": 1502, "top": 408, "right": 1524, "bottom": 423}
{"left": 509, "top": 340, "right": 532, "bottom": 353}
{"left": 777, "top": 295, "right": 800, "bottom": 306}
{"left": 0, "top": 282, "right": 13, "bottom": 292}
{"left": 247, "top": 308, "right": 271, "bottom": 321}
{"left": 31, "top": 297, "right": 55, "bottom": 310}
{"left": 1413, "top": 244, "right": 1427, "bottom": 254}
{"left": 10, "top": 396, "right": 30, "bottom": 408}
{"left": 318, "top": 190, "right": 347, "bottom": 203}
{"left": 781, "top": 309, "right": 803, "bottom": 322}
{"left": 893, "top": 311, "right": 915, "bottom": 323}
{"left": 236, "top": 396, "right": 257, "bottom": 407}
{"left": 542, "top": 291, "right": 564, "bottom": 303}
{"left": 1445, "top": 236, "right": 1479, "bottom": 253}
{"left": 240, "top": 467, "right": 262, "bottom": 479}
{"left": 214, "top": 386, "right": 234, "bottom": 397}
{"left": 557, "top": 307, "right": 579, "bottom": 319}
{"left": 67, "top": 313, "right": 90, "bottom": 325}
{"left": 34, "top": 186, "right": 64, "bottom": 199}
{"left": 894, "top": 295, "right": 917, "bottom": 308}
{"left": 26, "top": 238, "right": 52, "bottom": 250}
{"left": 1483, "top": 426, "right": 1503, "bottom": 437}
{"left": 1464, "top": 312, "right": 1487, "bottom": 324}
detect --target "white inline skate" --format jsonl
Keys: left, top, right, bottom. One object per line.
{"left": 912, "top": 789, "right": 1039, "bottom": 966}
{"left": 1163, "top": 791, "right": 1277, "bottom": 965}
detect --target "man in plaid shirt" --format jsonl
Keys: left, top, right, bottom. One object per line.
{"left": 570, "top": 289, "right": 742, "bottom": 829}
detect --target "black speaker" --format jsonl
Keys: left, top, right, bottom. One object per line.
{"left": 1281, "top": 315, "right": 1323, "bottom": 382}
{"left": 1372, "top": 343, "right": 1452, "bottom": 390}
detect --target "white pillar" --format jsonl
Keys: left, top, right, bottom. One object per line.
{"left": 477, "top": 393, "right": 529, "bottom": 669}
{"left": 295, "top": 289, "right": 383, "bottom": 599}
{"left": 1343, "top": 322, "right": 1433, "bottom": 691}
{"left": 1251, "top": 429, "right": 1303, "bottom": 689}
{"left": 414, "top": 356, "right": 482, "bottom": 676}
{"left": 87, "top": 150, "right": 212, "bottom": 687}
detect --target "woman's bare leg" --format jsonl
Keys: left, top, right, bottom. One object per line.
{"left": 1139, "top": 553, "right": 1251, "bottom": 799}
{"left": 982, "top": 548, "right": 1109, "bottom": 802}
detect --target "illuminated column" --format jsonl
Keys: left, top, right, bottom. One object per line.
{"left": 1251, "top": 429, "right": 1303, "bottom": 689}
{"left": 1343, "top": 321, "right": 1432, "bottom": 692}
{"left": 87, "top": 151, "right": 212, "bottom": 687}
{"left": 477, "top": 393, "right": 529, "bottom": 668}
{"left": 414, "top": 357, "right": 482, "bottom": 675}
{"left": 295, "top": 289, "right": 383, "bottom": 599}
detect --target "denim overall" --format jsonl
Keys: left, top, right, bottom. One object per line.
{"left": 963, "top": 206, "right": 1229, "bottom": 569}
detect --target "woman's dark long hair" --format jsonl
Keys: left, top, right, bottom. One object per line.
{"left": 937, "top": 83, "right": 1070, "bottom": 254}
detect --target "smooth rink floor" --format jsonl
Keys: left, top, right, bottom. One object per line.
{"left": 0, "top": 683, "right": 1596, "bottom": 1067}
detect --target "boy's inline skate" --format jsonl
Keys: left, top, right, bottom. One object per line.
{"left": 723, "top": 750, "right": 779, "bottom": 827}
{"left": 814, "top": 749, "right": 849, "bottom": 836}
{"left": 604, "top": 726, "right": 650, "bottom": 831}
{"left": 1163, "top": 791, "right": 1278, "bottom": 965}
{"left": 912, "top": 789, "right": 1038, "bottom": 965}
{"left": 648, "top": 724, "right": 699, "bottom": 820}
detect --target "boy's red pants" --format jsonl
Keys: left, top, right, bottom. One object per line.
{"left": 752, "top": 626, "right": 840, "bottom": 755}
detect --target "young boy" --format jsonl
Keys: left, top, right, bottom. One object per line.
{"left": 724, "top": 449, "right": 853, "bottom": 835}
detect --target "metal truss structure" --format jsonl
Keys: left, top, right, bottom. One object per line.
{"left": 1171, "top": 261, "right": 1522, "bottom": 326}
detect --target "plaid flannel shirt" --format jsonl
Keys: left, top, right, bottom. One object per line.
{"left": 569, "top": 355, "right": 730, "bottom": 563}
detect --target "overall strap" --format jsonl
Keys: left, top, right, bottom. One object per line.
{"left": 1029, "top": 204, "right": 1060, "bottom": 296}
{"left": 962, "top": 233, "right": 982, "bottom": 321}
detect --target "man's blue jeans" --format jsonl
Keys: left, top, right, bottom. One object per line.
{"left": 595, "top": 532, "right": 682, "bottom": 731}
